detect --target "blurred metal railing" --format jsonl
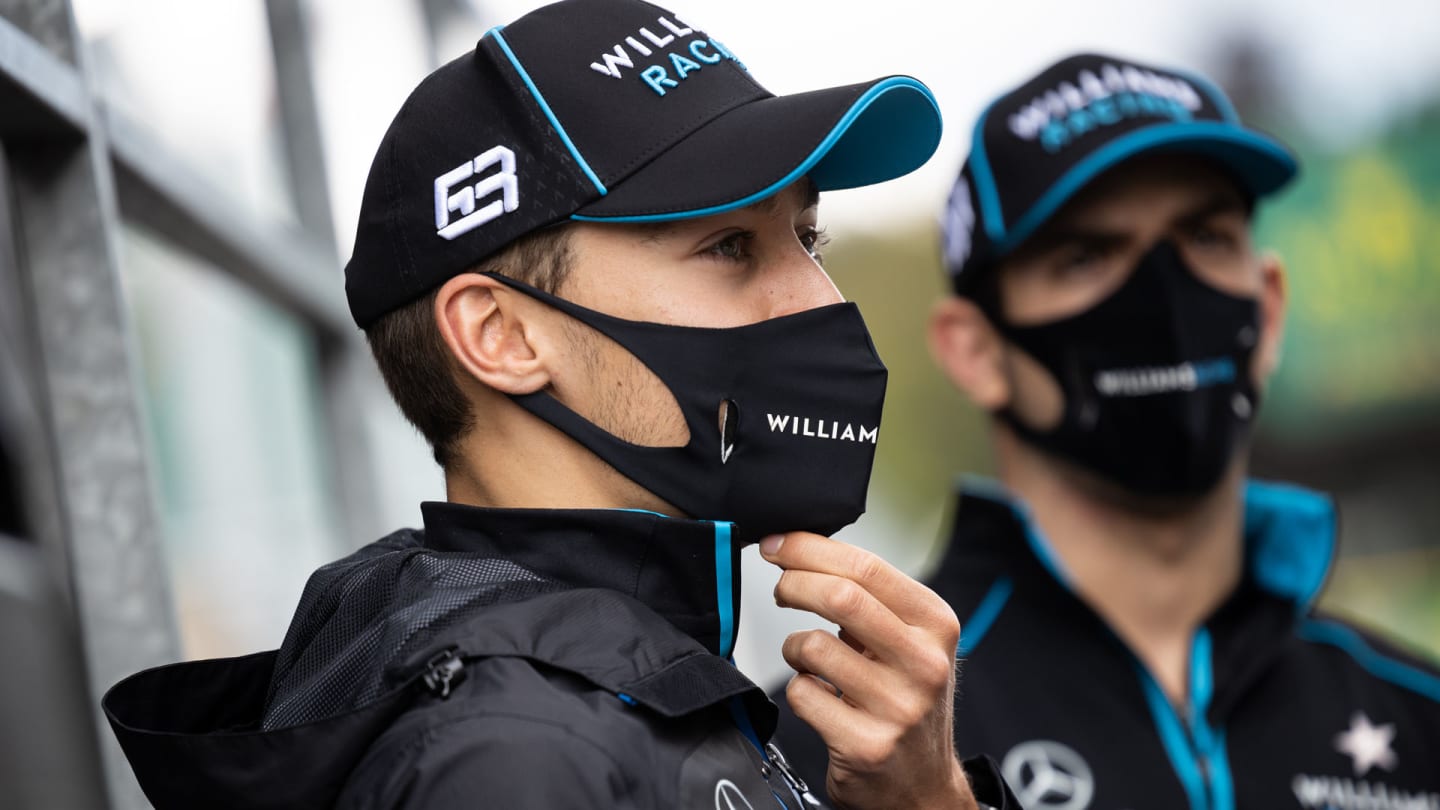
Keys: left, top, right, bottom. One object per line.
{"left": 0, "top": 1, "right": 385, "bottom": 806}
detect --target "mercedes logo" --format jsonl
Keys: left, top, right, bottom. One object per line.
{"left": 1001, "top": 740, "right": 1095, "bottom": 810}
{"left": 714, "top": 778, "right": 757, "bottom": 810}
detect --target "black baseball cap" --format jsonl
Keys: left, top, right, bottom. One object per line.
{"left": 941, "top": 52, "right": 1298, "bottom": 296}
{"left": 344, "top": 0, "right": 944, "bottom": 328}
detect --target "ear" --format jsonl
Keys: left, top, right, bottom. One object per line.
{"left": 434, "top": 273, "right": 552, "bottom": 395}
{"left": 1253, "top": 250, "right": 1288, "bottom": 386}
{"left": 927, "top": 296, "right": 1010, "bottom": 410}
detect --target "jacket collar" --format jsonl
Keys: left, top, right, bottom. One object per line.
{"left": 422, "top": 503, "right": 744, "bottom": 657}
{"left": 942, "top": 476, "right": 1338, "bottom": 610}
{"left": 103, "top": 507, "right": 768, "bottom": 809}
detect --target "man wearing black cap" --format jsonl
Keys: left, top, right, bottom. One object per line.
{"left": 776, "top": 53, "right": 1440, "bottom": 809}
{"left": 101, "top": 1, "right": 1018, "bottom": 808}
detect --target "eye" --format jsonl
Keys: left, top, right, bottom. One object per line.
{"left": 701, "top": 230, "right": 755, "bottom": 262}
{"left": 1053, "top": 243, "right": 1107, "bottom": 277}
{"left": 799, "top": 226, "right": 830, "bottom": 262}
{"left": 1186, "top": 223, "right": 1240, "bottom": 252}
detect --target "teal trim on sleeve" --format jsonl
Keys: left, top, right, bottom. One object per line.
{"left": 714, "top": 521, "right": 736, "bottom": 659}
{"left": 571, "top": 77, "right": 941, "bottom": 223}
{"left": 1298, "top": 619, "right": 1440, "bottom": 704}
{"left": 957, "top": 577, "right": 1013, "bottom": 657}
{"left": 489, "top": 28, "right": 607, "bottom": 195}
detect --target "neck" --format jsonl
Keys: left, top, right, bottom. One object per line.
{"left": 995, "top": 425, "right": 1246, "bottom": 704}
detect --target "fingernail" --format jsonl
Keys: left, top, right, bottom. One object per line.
{"left": 759, "top": 534, "right": 785, "bottom": 556}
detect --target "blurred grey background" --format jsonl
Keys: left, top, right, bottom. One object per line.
{"left": 1, "top": 0, "right": 1437, "bottom": 806}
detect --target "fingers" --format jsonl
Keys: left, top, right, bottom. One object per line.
{"left": 773, "top": 569, "right": 933, "bottom": 665}
{"left": 784, "top": 672, "right": 879, "bottom": 754}
{"left": 761, "top": 532, "right": 960, "bottom": 648}
{"left": 782, "top": 628, "right": 949, "bottom": 717}
{"left": 761, "top": 532, "right": 972, "bottom": 809}
{"left": 784, "top": 624, "right": 955, "bottom": 709}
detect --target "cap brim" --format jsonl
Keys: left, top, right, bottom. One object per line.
{"left": 991, "top": 121, "right": 1298, "bottom": 254}
{"left": 571, "top": 76, "right": 942, "bottom": 222}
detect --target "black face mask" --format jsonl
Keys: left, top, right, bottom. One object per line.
{"left": 488, "top": 274, "right": 888, "bottom": 542}
{"left": 986, "top": 240, "right": 1261, "bottom": 496}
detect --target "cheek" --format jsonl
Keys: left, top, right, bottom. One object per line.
{"left": 1002, "top": 267, "right": 1130, "bottom": 325}
{"left": 558, "top": 328, "right": 690, "bottom": 448}
{"left": 1004, "top": 348, "right": 1066, "bottom": 430}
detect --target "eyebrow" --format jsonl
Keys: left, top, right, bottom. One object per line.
{"left": 1175, "top": 193, "right": 1251, "bottom": 226}
{"left": 1024, "top": 190, "right": 1252, "bottom": 254}
{"left": 759, "top": 176, "right": 820, "bottom": 213}
{"left": 1019, "top": 226, "right": 1127, "bottom": 257}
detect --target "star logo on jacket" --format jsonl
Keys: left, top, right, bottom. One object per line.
{"left": 1334, "top": 711, "right": 1397, "bottom": 777}
{"left": 1002, "top": 739, "right": 1094, "bottom": 810}
{"left": 714, "top": 778, "right": 756, "bottom": 810}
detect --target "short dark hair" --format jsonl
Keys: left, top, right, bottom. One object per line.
{"left": 365, "top": 226, "right": 574, "bottom": 468}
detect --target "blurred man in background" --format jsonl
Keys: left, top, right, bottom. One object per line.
{"left": 101, "top": 1, "right": 1019, "bottom": 807}
{"left": 777, "top": 52, "right": 1440, "bottom": 809}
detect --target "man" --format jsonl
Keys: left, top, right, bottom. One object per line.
{"left": 776, "top": 53, "right": 1440, "bottom": 809}
{"left": 101, "top": 1, "right": 1019, "bottom": 808}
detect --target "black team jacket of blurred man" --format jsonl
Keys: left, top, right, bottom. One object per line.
{"left": 775, "top": 52, "right": 1440, "bottom": 810}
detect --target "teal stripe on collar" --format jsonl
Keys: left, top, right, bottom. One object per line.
{"left": 713, "top": 521, "right": 736, "bottom": 659}
{"left": 1243, "top": 480, "right": 1336, "bottom": 608}
{"left": 957, "top": 475, "right": 1075, "bottom": 590}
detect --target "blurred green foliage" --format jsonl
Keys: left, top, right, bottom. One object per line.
{"left": 1254, "top": 106, "right": 1440, "bottom": 444}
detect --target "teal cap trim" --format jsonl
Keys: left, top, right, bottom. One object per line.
{"left": 1298, "top": 619, "right": 1440, "bottom": 704}
{"left": 1172, "top": 67, "right": 1242, "bottom": 125}
{"left": 957, "top": 577, "right": 1014, "bottom": 657}
{"left": 966, "top": 99, "right": 1008, "bottom": 242}
{"left": 993, "top": 121, "right": 1297, "bottom": 255}
{"left": 1243, "top": 480, "right": 1336, "bottom": 609}
{"left": 570, "top": 77, "right": 941, "bottom": 223}
{"left": 489, "top": 28, "right": 607, "bottom": 195}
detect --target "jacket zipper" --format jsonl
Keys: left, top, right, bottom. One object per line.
{"left": 766, "top": 743, "right": 822, "bottom": 808}
{"left": 422, "top": 648, "right": 466, "bottom": 699}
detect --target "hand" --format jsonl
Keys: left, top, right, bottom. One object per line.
{"left": 760, "top": 532, "right": 976, "bottom": 810}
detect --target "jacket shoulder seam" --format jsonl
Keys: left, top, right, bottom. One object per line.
{"left": 1297, "top": 618, "right": 1440, "bottom": 705}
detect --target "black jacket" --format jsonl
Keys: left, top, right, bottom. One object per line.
{"left": 776, "top": 479, "right": 1440, "bottom": 810}
{"left": 105, "top": 504, "right": 1015, "bottom": 809}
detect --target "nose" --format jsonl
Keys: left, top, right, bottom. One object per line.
{"left": 764, "top": 244, "right": 843, "bottom": 320}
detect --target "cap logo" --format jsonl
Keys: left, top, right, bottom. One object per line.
{"left": 1006, "top": 63, "right": 1203, "bottom": 154}
{"left": 586, "top": 15, "right": 740, "bottom": 97}
{"left": 942, "top": 175, "right": 975, "bottom": 272}
{"left": 434, "top": 145, "right": 519, "bottom": 241}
